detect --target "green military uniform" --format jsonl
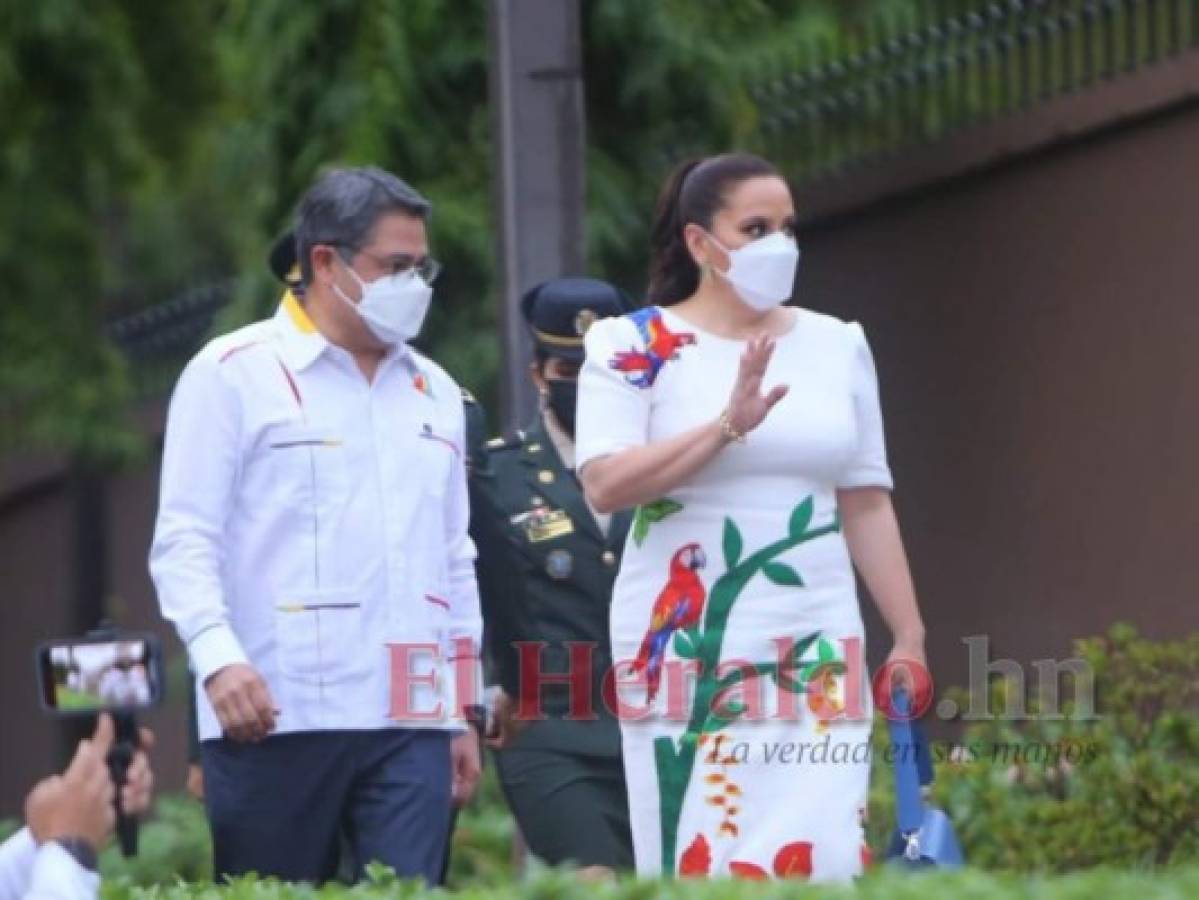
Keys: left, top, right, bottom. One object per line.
{"left": 469, "top": 277, "right": 636, "bottom": 870}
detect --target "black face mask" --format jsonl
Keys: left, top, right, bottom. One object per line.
{"left": 545, "top": 378, "right": 578, "bottom": 436}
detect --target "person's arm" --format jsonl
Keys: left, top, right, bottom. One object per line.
{"left": 835, "top": 324, "right": 928, "bottom": 694}
{"left": 0, "top": 829, "right": 101, "bottom": 900}
{"left": 839, "top": 488, "right": 926, "bottom": 651}
{"left": 21, "top": 841, "right": 99, "bottom": 900}
{"left": 0, "top": 829, "right": 41, "bottom": 900}
{"left": 443, "top": 397, "right": 485, "bottom": 712}
{"left": 577, "top": 324, "right": 787, "bottom": 514}
{"left": 149, "top": 352, "right": 274, "bottom": 742}
{"left": 442, "top": 397, "right": 483, "bottom": 806}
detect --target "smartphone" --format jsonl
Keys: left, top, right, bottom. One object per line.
{"left": 36, "top": 633, "right": 164, "bottom": 715}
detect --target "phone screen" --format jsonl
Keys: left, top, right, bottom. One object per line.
{"left": 37, "top": 636, "right": 163, "bottom": 713}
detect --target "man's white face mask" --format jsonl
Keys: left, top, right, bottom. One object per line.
{"left": 333, "top": 258, "right": 433, "bottom": 345}
{"left": 707, "top": 230, "right": 801, "bottom": 312}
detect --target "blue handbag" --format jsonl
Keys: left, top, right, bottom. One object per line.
{"left": 885, "top": 688, "right": 965, "bottom": 868}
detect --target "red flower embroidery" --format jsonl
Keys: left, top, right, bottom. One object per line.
{"left": 679, "top": 833, "right": 711, "bottom": 877}
{"left": 729, "top": 861, "right": 769, "bottom": 880}
{"left": 773, "top": 841, "right": 813, "bottom": 878}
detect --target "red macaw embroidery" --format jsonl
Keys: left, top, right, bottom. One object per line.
{"left": 609, "top": 306, "right": 696, "bottom": 388}
{"left": 631, "top": 542, "right": 707, "bottom": 702}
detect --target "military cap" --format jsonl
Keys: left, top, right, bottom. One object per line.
{"left": 520, "top": 277, "right": 634, "bottom": 363}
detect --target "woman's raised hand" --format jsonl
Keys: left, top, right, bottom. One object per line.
{"left": 725, "top": 335, "right": 789, "bottom": 436}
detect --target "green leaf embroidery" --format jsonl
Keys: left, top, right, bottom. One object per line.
{"left": 817, "top": 637, "right": 837, "bottom": 664}
{"left": 788, "top": 496, "right": 815, "bottom": 538}
{"left": 785, "top": 633, "right": 821, "bottom": 669}
{"left": 762, "top": 561, "right": 805, "bottom": 587}
{"left": 632, "top": 498, "right": 684, "bottom": 547}
{"left": 673, "top": 627, "right": 700, "bottom": 659}
{"left": 722, "top": 517, "right": 742, "bottom": 569}
{"left": 631, "top": 507, "right": 650, "bottom": 546}
{"left": 645, "top": 497, "right": 684, "bottom": 522}
{"left": 777, "top": 671, "right": 803, "bottom": 694}
{"left": 702, "top": 701, "right": 746, "bottom": 734}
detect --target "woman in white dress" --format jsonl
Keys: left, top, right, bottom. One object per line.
{"left": 575, "top": 153, "right": 929, "bottom": 881}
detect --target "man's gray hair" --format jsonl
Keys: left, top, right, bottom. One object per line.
{"left": 294, "top": 166, "right": 431, "bottom": 286}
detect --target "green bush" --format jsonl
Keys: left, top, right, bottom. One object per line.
{"left": 96, "top": 863, "right": 1199, "bottom": 899}
{"left": 866, "top": 623, "right": 1199, "bottom": 871}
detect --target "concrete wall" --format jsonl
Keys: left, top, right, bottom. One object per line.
{"left": 802, "top": 102, "right": 1199, "bottom": 701}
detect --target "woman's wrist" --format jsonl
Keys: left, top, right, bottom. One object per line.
{"left": 718, "top": 407, "right": 747, "bottom": 444}
{"left": 892, "top": 626, "right": 926, "bottom": 647}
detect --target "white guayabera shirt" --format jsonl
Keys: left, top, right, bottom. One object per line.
{"left": 150, "top": 293, "right": 482, "bottom": 741}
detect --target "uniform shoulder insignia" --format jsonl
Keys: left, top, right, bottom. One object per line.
{"left": 460, "top": 387, "right": 478, "bottom": 405}
{"left": 485, "top": 435, "right": 507, "bottom": 449}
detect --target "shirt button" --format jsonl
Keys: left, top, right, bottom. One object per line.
{"left": 602, "top": 550, "right": 616, "bottom": 567}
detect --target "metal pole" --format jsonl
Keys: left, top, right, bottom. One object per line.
{"left": 487, "top": 0, "right": 586, "bottom": 432}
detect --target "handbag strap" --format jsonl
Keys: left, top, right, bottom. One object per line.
{"left": 887, "top": 687, "right": 932, "bottom": 834}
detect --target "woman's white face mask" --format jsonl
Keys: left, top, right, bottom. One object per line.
{"left": 706, "top": 230, "right": 801, "bottom": 312}
{"left": 332, "top": 258, "right": 433, "bottom": 346}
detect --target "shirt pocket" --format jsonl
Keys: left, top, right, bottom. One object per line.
{"left": 258, "top": 422, "right": 352, "bottom": 506}
{"left": 273, "top": 586, "right": 369, "bottom": 687}
{"left": 414, "top": 421, "right": 458, "bottom": 498}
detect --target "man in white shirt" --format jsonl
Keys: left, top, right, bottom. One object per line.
{"left": 149, "top": 166, "right": 482, "bottom": 884}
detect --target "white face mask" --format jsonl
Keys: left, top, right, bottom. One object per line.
{"left": 333, "top": 260, "right": 433, "bottom": 345}
{"left": 708, "top": 231, "right": 801, "bottom": 312}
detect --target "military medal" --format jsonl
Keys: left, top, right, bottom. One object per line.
{"left": 525, "top": 507, "right": 574, "bottom": 542}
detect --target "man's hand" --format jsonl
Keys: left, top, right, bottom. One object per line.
{"left": 25, "top": 715, "right": 118, "bottom": 851}
{"left": 450, "top": 731, "right": 481, "bottom": 808}
{"left": 204, "top": 663, "right": 277, "bottom": 742}
{"left": 186, "top": 764, "right": 205, "bottom": 802}
{"left": 483, "top": 689, "right": 526, "bottom": 750}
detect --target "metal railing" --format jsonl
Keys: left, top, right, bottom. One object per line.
{"left": 752, "top": 0, "right": 1199, "bottom": 184}
{"left": 106, "top": 279, "right": 232, "bottom": 397}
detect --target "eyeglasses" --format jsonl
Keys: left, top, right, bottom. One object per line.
{"left": 336, "top": 245, "right": 442, "bottom": 284}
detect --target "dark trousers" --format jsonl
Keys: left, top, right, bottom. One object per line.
{"left": 201, "top": 729, "right": 451, "bottom": 885}
{"left": 494, "top": 747, "right": 633, "bottom": 870}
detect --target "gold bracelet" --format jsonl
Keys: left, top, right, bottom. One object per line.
{"left": 719, "top": 408, "right": 747, "bottom": 444}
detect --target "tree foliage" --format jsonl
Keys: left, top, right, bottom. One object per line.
{"left": 1, "top": 0, "right": 908, "bottom": 458}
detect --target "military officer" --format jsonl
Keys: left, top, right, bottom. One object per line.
{"left": 469, "top": 277, "right": 636, "bottom": 876}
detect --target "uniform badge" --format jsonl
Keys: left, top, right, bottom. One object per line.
{"left": 538, "top": 469, "right": 555, "bottom": 484}
{"left": 523, "top": 505, "right": 575, "bottom": 542}
{"left": 545, "top": 549, "right": 573, "bottom": 579}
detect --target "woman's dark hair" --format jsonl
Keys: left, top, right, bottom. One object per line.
{"left": 647, "top": 153, "right": 783, "bottom": 306}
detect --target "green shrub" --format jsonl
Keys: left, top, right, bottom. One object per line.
{"left": 97, "top": 863, "right": 1199, "bottom": 899}
{"left": 866, "top": 623, "right": 1199, "bottom": 871}
{"left": 99, "top": 794, "right": 212, "bottom": 886}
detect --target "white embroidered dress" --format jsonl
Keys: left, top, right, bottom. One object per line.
{"left": 576, "top": 304, "right": 892, "bottom": 882}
